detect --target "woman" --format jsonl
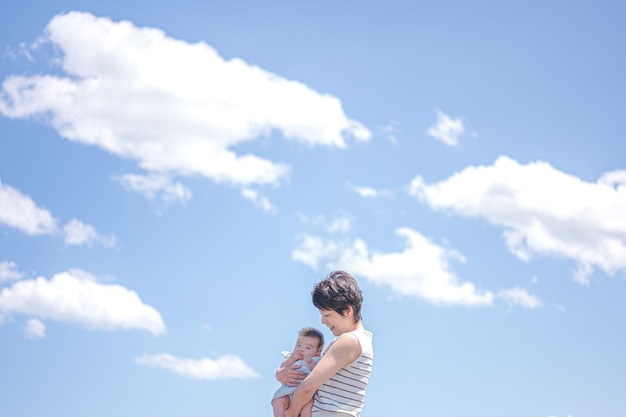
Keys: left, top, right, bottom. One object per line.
{"left": 277, "top": 270, "right": 374, "bottom": 417}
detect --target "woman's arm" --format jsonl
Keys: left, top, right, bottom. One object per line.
{"left": 285, "top": 334, "right": 362, "bottom": 417}
{"left": 276, "top": 362, "right": 307, "bottom": 386}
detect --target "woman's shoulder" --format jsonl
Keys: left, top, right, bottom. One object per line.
{"left": 328, "top": 327, "right": 372, "bottom": 354}
{"left": 344, "top": 328, "right": 373, "bottom": 358}
{"left": 347, "top": 327, "right": 373, "bottom": 341}
{"left": 326, "top": 334, "right": 362, "bottom": 364}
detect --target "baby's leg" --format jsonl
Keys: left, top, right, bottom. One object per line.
{"left": 272, "top": 395, "right": 290, "bottom": 417}
{"left": 299, "top": 398, "right": 314, "bottom": 417}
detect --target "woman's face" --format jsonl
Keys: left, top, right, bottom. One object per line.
{"left": 319, "top": 308, "right": 352, "bottom": 336}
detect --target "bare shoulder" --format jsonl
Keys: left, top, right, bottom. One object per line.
{"left": 329, "top": 332, "right": 362, "bottom": 364}
{"left": 336, "top": 331, "right": 361, "bottom": 347}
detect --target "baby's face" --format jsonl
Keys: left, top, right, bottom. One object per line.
{"left": 293, "top": 335, "right": 321, "bottom": 360}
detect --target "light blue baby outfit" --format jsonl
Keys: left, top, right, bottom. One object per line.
{"left": 272, "top": 351, "right": 321, "bottom": 400}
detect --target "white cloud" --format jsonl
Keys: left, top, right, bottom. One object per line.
{"left": 134, "top": 353, "right": 259, "bottom": 379}
{"left": 498, "top": 287, "right": 542, "bottom": 309}
{"left": 296, "top": 213, "right": 352, "bottom": 234}
{"left": 599, "top": 170, "right": 626, "bottom": 187}
{"left": 350, "top": 184, "right": 392, "bottom": 199}
{"left": 114, "top": 173, "right": 192, "bottom": 203}
{"left": 292, "top": 234, "right": 342, "bottom": 270}
{"left": 0, "top": 261, "right": 22, "bottom": 282}
{"left": 0, "top": 11, "right": 370, "bottom": 195}
{"left": 0, "top": 269, "right": 166, "bottom": 335}
{"left": 326, "top": 216, "right": 351, "bottom": 234}
{"left": 0, "top": 181, "right": 57, "bottom": 235}
{"left": 426, "top": 109, "right": 465, "bottom": 147}
{"left": 572, "top": 262, "right": 592, "bottom": 286}
{"left": 352, "top": 186, "right": 379, "bottom": 198}
{"left": 63, "top": 219, "right": 116, "bottom": 247}
{"left": 24, "top": 318, "right": 46, "bottom": 339}
{"left": 380, "top": 121, "right": 399, "bottom": 144}
{"left": 241, "top": 188, "right": 277, "bottom": 214}
{"left": 292, "top": 227, "right": 495, "bottom": 307}
{"left": 409, "top": 156, "right": 626, "bottom": 283}
{"left": 0, "top": 181, "right": 114, "bottom": 247}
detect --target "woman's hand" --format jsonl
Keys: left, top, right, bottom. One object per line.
{"left": 276, "top": 363, "right": 307, "bottom": 386}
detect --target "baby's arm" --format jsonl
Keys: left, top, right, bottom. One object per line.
{"left": 276, "top": 352, "right": 306, "bottom": 386}
{"left": 279, "top": 351, "right": 303, "bottom": 369}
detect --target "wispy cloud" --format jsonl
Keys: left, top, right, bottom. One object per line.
{"left": 380, "top": 121, "right": 399, "bottom": 144}
{"left": 63, "top": 219, "right": 116, "bottom": 247}
{"left": 0, "top": 261, "right": 22, "bottom": 282}
{"left": 426, "top": 109, "right": 465, "bottom": 147}
{"left": 0, "top": 181, "right": 114, "bottom": 247}
{"left": 134, "top": 353, "right": 259, "bottom": 379}
{"left": 0, "top": 12, "right": 370, "bottom": 202}
{"left": 409, "top": 156, "right": 626, "bottom": 284}
{"left": 0, "top": 181, "right": 57, "bottom": 235}
{"left": 499, "top": 287, "right": 542, "bottom": 309}
{"left": 114, "top": 173, "right": 192, "bottom": 204}
{"left": 0, "top": 269, "right": 166, "bottom": 335}
{"left": 349, "top": 184, "right": 392, "bottom": 198}
{"left": 241, "top": 188, "right": 277, "bottom": 214}
{"left": 296, "top": 212, "right": 353, "bottom": 234}
{"left": 23, "top": 318, "right": 46, "bottom": 339}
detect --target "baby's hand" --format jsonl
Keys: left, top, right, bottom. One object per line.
{"left": 289, "top": 350, "right": 304, "bottom": 362}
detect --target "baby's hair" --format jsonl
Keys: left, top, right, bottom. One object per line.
{"left": 299, "top": 327, "right": 324, "bottom": 351}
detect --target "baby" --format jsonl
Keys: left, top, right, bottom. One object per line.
{"left": 272, "top": 327, "right": 324, "bottom": 417}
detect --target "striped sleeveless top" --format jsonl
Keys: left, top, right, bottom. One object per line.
{"left": 312, "top": 328, "right": 374, "bottom": 416}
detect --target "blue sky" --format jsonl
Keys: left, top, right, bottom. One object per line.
{"left": 1, "top": 1, "right": 625, "bottom": 416}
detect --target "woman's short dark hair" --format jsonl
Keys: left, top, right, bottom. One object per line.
{"left": 312, "top": 270, "right": 363, "bottom": 323}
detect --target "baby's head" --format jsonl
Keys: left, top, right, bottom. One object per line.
{"left": 294, "top": 327, "right": 324, "bottom": 359}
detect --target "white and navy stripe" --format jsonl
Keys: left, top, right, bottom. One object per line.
{"left": 313, "top": 330, "right": 374, "bottom": 417}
